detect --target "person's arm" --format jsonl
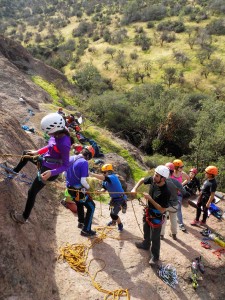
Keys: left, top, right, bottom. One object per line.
{"left": 206, "top": 192, "right": 215, "bottom": 208}
{"left": 89, "top": 172, "right": 105, "bottom": 181}
{"left": 142, "top": 192, "right": 167, "bottom": 213}
{"left": 182, "top": 172, "right": 190, "bottom": 186}
{"left": 172, "top": 179, "right": 186, "bottom": 196}
{"left": 131, "top": 178, "right": 145, "bottom": 193}
{"left": 81, "top": 177, "right": 90, "bottom": 190}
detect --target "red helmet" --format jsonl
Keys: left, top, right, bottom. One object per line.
{"left": 165, "top": 162, "right": 175, "bottom": 171}
{"left": 85, "top": 146, "right": 95, "bottom": 158}
{"left": 205, "top": 166, "right": 218, "bottom": 176}
{"left": 190, "top": 168, "right": 198, "bottom": 175}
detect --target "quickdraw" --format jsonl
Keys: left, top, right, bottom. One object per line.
{"left": 158, "top": 264, "right": 178, "bottom": 289}
{"left": 0, "top": 163, "right": 32, "bottom": 185}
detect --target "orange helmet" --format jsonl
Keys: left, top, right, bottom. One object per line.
{"left": 173, "top": 159, "right": 184, "bottom": 167}
{"left": 85, "top": 146, "right": 95, "bottom": 158}
{"left": 101, "top": 164, "right": 113, "bottom": 172}
{"left": 205, "top": 166, "right": 218, "bottom": 176}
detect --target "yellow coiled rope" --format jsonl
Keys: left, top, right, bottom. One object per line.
{"left": 59, "top": 227, "right": 130, "bottom": 299}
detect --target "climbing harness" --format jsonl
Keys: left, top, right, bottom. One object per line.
{"left": 212, "top": 248, "right": 225, "bottom": 259}
{"left": 158, "top": 264, "right": 178, "bottom": 289}
{"left": 59, "top": 227, "right": 130, "bottom": 299}
{"left": 145, "top": 207, "right": 165, "bottom": 228}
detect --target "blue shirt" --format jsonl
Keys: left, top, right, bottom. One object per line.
{"left": 103, "top": 173, "right": 127, "bottom": 200}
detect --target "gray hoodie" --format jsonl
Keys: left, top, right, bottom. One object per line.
{"left": 166, "top": 177, "right": 186, "bottom": 207}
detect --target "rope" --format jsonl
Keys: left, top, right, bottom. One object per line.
{"left": 59, "top": 227, "right": 130, "bottom": 299}
{"left": 130, "top": 198, "right": 144, "bottom": 235}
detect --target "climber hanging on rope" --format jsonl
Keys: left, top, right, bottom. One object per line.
{"left": 90, "top": 164, "right": 127, "bottom": 232}
{"left": 10, "top": 113, "right": 71, "bottom": 224}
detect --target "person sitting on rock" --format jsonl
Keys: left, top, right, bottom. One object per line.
{"left": 90, "top": 164, "right": 127, "bottom": 232}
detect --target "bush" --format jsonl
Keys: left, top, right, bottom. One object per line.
{"left": 157, "top": 20, "right": 185, "bottom": 33}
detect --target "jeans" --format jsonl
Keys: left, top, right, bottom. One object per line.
{"left": 177, "top": 195, "right": 183, "bottom": 225}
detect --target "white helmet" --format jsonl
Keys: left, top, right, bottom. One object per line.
{"left": 155, "top": 165, "right": 170, "bottom": 179}
{"left": 41, "top": 113, "right": 65, "bottom": 134}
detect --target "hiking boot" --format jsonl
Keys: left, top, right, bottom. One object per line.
{"left": 160, "top": 235, "right": 164, "bottom": 240}
{"left": 149, "top": 257, "right": 159, "bottom": 266}
{"left": 81, "top": 229, "right": 96, "bottom": 237}
{"left": 60, "top": 199, "right": 67, "bottom": 208}
{"left": 191, "top": 219, "right": 200, "bottom": 226}
{"left": 118, "top": 223, "right": 123, "bottom": 232}
{"left": 135, "top": 242, "right": 149, "bottom": 250}
{"left": 179, "top": 224, "right": 186, "bottom": 231}
{"left": 78, "top": 222, "right": 84, "bottom": 229}
{"left": 11, "top": 211, "right": 27, "bottom": 224}
{"left": 107, "top": 220, "right": 116, "bottom": 226}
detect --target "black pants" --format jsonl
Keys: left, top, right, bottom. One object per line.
{"left": 13, "top": 153, "right": 58, "bottom": 219}
{"left": 142, "top": 212, "right": 161, "bottom": 260}
{"left": 68, "top": 188, "right": 95, "bottom": 232}
{"left": 196, "top": 197, "right": 208, "bottom": 222}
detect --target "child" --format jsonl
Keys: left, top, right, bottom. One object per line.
{"left": 183, "top": 168, "right": 201, "bottom": 198}
{"left": 191, "top": 166, "right": 218, "bottom": 226}
{"left": 90, "top": 164, "right": 127, "bottom": 232}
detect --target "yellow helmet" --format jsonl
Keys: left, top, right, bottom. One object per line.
{"left": 173, "top": 159, "right": 184, "bottom": 167}
{"left": 101, "top": 164, "right": 113, "bottom": 172}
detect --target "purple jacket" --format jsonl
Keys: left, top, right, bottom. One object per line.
{"left": 38, "top": 135, "right": 71, "bottom": 176}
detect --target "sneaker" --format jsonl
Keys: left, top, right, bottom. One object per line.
{"left": 135, "top": 242, "right": 149, "bottom": 250}
{"left": 160, "top": 235, "right": 164, "bottom": 240}
{"left": 81, "top": 229, "right": 96, "bottom": 237}
{"left": 60, "top": 199, "right": 68, "bottom": 208}
{"left": 179, "top": 224, "right": 186, "bottom": 231}
{"left": 149, "top": 257, "right": 159, "bottom": 266}
{"left": 78, "top": 222, "right": 84, "bottom": 229}
{"left": 200, "top": 221, "right": 206, "bottom": 226}
{"left": 191, "top": 220, "right": 200, "bottom": 226}
{"left": 107, "top": 220, "right": 116, "bottom": 226}
{"left": 118, "top": 223, "right": 123, "bottom": 232}
{"left": 10, "top": 211, "right": 27, "bottom": 224}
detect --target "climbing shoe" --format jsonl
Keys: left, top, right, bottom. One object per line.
{"left": 118, "top": 223, "right": 123, "bottom": 232}
{"left": 81, "top": 229, "right": 96, "bottom": 237}
{"left": 160, "top": 235, "right": 164, "bottom": 240}
{"left": 199, "top": 221, "right": 207, "bottom": 226}
{"left": 78, "top": 222, "right": 84, "bottom": 229}
{"left": 10, "top": 211, "right": 27, "bottom": 224}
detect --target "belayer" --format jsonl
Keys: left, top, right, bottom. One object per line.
{"left": 11, "top": 113, "right": 71, "bottom": 224}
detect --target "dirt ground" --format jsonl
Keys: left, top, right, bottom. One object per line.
{"left": 54, "top": 194, "right": 225, "bottom": 300}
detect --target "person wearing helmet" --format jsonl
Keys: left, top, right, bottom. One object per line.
{"left": 191, "top": 166, "right": 218, "bottom": 226}
{"left": 183, "top": 168, "right": 201, "bottom": 198}
{"left": 160, "top": 163, "right": 186, "bottom": 240}
{"left": 57, "top": 107, "right": 65, "bottom": 117}
{"left": 171, "top": 159, "right": 190, "bottom": 232}
{"left": 89, "top": 164, "right": 127, "bottom": 232}
{"left": 10, "top": 113, "right": 71, "bottom": 224}
{"left": 65, "top": 146, "right": 96, "bottom": 237}
{"left": 131, "top": 165, "right": 171, "bottom": 266}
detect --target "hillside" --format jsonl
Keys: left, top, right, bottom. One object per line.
{"left": 0, "top": 35, "right": 225, "bottom": 300}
